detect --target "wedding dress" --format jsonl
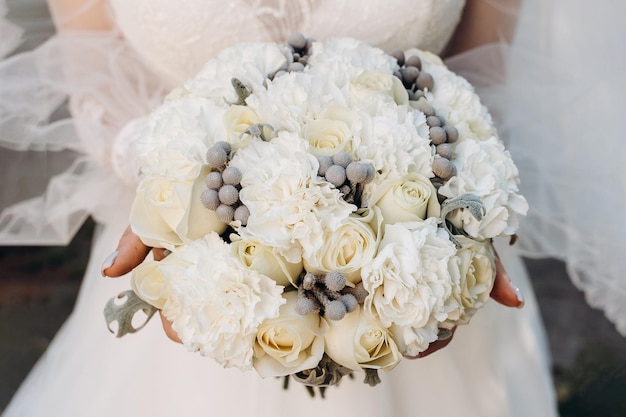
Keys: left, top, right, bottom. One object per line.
{"left": 0, "top": 0, "right": 562, "bottom": 416}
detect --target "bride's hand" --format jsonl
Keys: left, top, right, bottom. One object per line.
{"left": 101, "top": 226, "right": 182, "bottom": 343}
{"left": 102, "top": 228, "right": 525, "bottom": 348}
{"left": 101, "top": 226, "right": 164, "bottom": 277}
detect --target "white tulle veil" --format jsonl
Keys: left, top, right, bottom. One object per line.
{"left": 0, "top": 0, "right": 170, "bottom": 245}
{"left": 450, "top": 0, "right": 626, "bottom": 334}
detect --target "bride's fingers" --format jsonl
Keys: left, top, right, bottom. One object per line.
{"left": 490, "top": 254, "right": 525, "bottom": 308}
{"left": 159, "top": 311, "right": 182, "bottom": 344}
{"left": 153, "top": 248, "right": 168, "bottom": 261}
{"left": 101, "top": 226, "right": 151, "bottom": 277}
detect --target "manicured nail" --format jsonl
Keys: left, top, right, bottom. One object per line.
{"left": 101, "top": 250, "right": 119, "bottom": 277}
{"left": 514, "top": 285, "right": 525, "bottom": 308}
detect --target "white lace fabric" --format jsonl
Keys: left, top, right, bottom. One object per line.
{"left": 109, "top": 0, "right": 464, "bottom": 87}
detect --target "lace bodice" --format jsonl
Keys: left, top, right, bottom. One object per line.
{"left": 109, "top": 0, "right": 465, "bottom": 87}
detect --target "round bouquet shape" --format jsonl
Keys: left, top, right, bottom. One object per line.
{"left": 121, "top": 35, "right": 528, "bottom": 388}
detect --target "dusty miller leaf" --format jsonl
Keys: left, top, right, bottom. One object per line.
{"left": 104, "top": 290, "right": 158, "bottom": 338}
{"left": 440, "top": 193, "right": 485, "bottom": 248}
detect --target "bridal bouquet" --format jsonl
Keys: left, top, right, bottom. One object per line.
{"left": 106, "top": 35, "right": 527, "bottom": 389}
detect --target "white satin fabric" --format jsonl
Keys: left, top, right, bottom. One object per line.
{"left": 1, "top": 0, "right": 561, "bottom": 416}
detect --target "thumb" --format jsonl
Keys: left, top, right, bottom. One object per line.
{"left": 101, "top": 226, "right": 151, "bottom": 277}
{"left": 490, "top": 253, "right": 525, "bottom": 308}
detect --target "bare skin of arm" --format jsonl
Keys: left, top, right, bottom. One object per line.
{"left": 446, "top": 0, "right": 522, "bottom": 57}
{"left": 47, "top": 0, "right": 112, "bottom": 31}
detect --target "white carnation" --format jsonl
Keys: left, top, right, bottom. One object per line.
{"left": 137, "top": 95, "right": 227, "bottom": 180}
{"left": 308, "top": 38, "right": 397, "bottom": 81}
{"left": 230, "top": 132, "right": 355, "bottom": 263}
{"left": 390, "top": 317, "right": 440, "bottom": 357}
{"left": 246, "top": 73, "right": 314, "bottom": 135}
{"left": 405, "top": 49, "right": 496, "bottom": 142}
{"left": 159, "top": 233, "right": 285, "bottom": 371}
{"left": 438, "top": 137, "right": 529, "bottom": 239}
{"left": 361, "top": 219, "right": 456, "bottom": 355}
{"left": 185, "top": 42, "right": 290, "bottom": 104}
{"left": 249, "top": 71, "right": 355, "bottom": 137}
{"left": 356, "top": 102, "right": 432, "bottom": 182}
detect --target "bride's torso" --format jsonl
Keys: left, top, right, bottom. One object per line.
{"left": 109, "top": 0, "right": 465, "bottom": 87}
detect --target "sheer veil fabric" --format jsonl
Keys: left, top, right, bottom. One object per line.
{"left": 0, "top": 0, "right": 570, "bottom": 416}
{"left": 449, "top": 0, "right": 626, "bottom": 335}
{"left": 510, "top": 0, "right": 626, "bottom": 335}
{"left": 0, "top": 0, "right": 22, "bottom": 57}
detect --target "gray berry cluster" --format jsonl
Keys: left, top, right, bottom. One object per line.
{"left": 295, "top": 271, "right": 368, "bottom": 321}
{"left": 421, "top": 107, "right": 459, "bottom": 182}
{"left": 286, "top": 32, "right": 313, "bottom": 72}
{"left": 200, "top": 141, "right": 250, "bottom": 225}
{"left": 390, "top": 51, "right": 461, "bottom": 185}
{"left": 391, "top": 50, "right": 436, "bottom": 101}
{"left": 317, "top": 151, "right": 375, "bottom": 207}
{"left": 271, "top": 32, "right": 314, "bottom": 79}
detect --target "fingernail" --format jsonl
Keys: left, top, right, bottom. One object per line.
{"left": 514, "top": 285, "right": 525, "bottom": 308}
{"left": 101, "top": 250, "right": 119, "bottom": 277}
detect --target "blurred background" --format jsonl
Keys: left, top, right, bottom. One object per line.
{"left": 1, "top": 1, "right": 625, "bottom": 415}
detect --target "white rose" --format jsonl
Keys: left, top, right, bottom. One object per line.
{"left": 351, "top": 70, "right": 408, "bottom": 106}
{"left": 324, "top": 306, "right": 401, "bottom": 371}
{"left": 303, "top": 105, "right": 358, "bottom": 156}
{"left": 368, "top": 173, "right": 441, "bottom": 226}
{"left": 158, "top": 233, "right": 286, "bottom": 370}
{"left": 303, "top": 207, "right": 381, "bottom": 284}
{"left": 361, "top": 219, "right": 455, "bottom": 329}
{"left": 130, "top": 168, "right": 227, "bottom": 247}
{"left": 131, "top": 259, "right": 170, "bottom": 309}
{"left": 253, "top": 291, "right": 328, "bottom": 377}
{"left": 230, "top": 236, "right": 303, "bottom": 287}
{"left": 446, "top": 236, "right": 496, "bottom": 325}
{"left": 223, "top": 105, "right": 262, "bottom": 148}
